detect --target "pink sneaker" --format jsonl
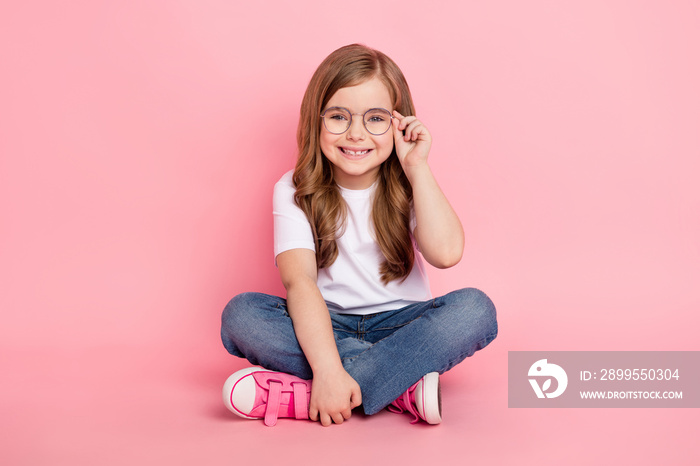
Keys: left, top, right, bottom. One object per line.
{"left": 387, "top": 372, "right": 442, "bottom": 424}
{"left": 222, "top": 367, "right": 312, "bottom": 426}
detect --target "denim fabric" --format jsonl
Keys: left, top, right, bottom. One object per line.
{"left": 221, "top": 288, "right": 498, "bottom": 415}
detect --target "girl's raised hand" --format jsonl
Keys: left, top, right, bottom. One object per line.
{"left": 392, "top": 110, "right": 432, "bottom": 173}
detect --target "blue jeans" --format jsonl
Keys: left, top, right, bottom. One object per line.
{"left": 221, "top": 288, "right": 498, "bottom": 415}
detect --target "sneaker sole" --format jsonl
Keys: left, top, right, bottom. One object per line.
{"left": 419, "top": 372, "right": 442, "bottom": 424}
{"left": 222, "top": 366, "right": 273, "bottom": 419}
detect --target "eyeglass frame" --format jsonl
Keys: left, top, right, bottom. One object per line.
{"left": 320, "top": 106, "right": 396, "bottom": 136}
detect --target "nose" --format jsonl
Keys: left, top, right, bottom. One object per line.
{"left": 346, "top": 115, "right": 366, "bottom": 141}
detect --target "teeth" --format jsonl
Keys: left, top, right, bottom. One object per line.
{"left": 343, "top": 149, "right": 369, "bottom": 156}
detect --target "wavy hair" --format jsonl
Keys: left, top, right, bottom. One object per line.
{"left": 293, "top": 44, "right": 415, "bottom": 284}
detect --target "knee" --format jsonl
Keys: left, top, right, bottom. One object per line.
{"left": 222, "top": 292, "right": 258, "bottom": 326}
{"left": 446, "top": 288, "right": 498, "bottom": 343}
{"left": 221, "top": 292, "right": 273, "bottom": 345}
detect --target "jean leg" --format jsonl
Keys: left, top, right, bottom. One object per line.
{"left": 331, "top": 313, "right": 373, "bottom": 361}
{"left": 220, "top": 292, "right": 313, "bottom": 379}
{"left": 342, "top": 288, "right": 498, "bottom": 415}
{"left": 336, "top": 337, "right": 373, "bottom": 361}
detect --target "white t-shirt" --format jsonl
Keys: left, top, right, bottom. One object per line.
{"left": 273, "top": 170, "right": 431, "bottom": 315}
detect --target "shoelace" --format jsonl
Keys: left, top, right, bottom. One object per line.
{"left": 387, "top": 389, "right": 421, "bottom": 424}
{"left": 263, "top": 380, "right": 310, "bottom": 427}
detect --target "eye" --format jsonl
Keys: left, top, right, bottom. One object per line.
{"left": 324, "top": 107, "right": 350, "bottom": 121}
{"left": 365, "top": 109, "right": 390, "bottom": 122}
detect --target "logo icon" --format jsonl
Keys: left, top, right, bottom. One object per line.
{"left": 528, "top": 359, "right": 568, "bottom": 398}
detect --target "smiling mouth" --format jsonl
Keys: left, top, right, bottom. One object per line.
{"left": 340, "top": 148, "right": 372, "bottom": 157}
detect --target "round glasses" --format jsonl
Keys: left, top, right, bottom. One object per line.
{"left": 320, "top": 107, "right": 394, "bottom": 136}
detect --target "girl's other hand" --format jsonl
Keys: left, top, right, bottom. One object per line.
{"left": 309, "top": 367, "right": 362, "bottom": 426}
{"left": 392, "top": 110, "right": 432, "bottom": 174}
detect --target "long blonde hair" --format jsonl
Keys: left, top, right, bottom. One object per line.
{"left": 293, "top": 44, "right": 415, "bottom": 284}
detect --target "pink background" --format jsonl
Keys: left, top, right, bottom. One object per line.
{"left": 1, "top": 1, "right": 698, "bottom": 464}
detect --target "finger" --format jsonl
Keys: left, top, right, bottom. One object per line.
{"left": 309, "top": 406, "right": 319, "bottom": 422}
{"left": 397, "top": 119, "right": 419, "bottom": 141}
{"left": 350, "top": 387, "right": 362, "bottom": 409}
{"left": 320, "top": 413, "right": 332, "bottom": 427}
{"left": 392, "top": 114, "right": 401, "bottom": 133}
{"left": 392, "top": 115, "right": 418, "bottom": 148}
{"left": 392, "top": 110, "right": 416, "bottom": 131}
{"left": 399, "top": 116, "right": 418, "bottom": 132}
{"left": 392, "top": 116, "right": 405, "bottom": 144}
{"left": 401, "top": 118, "right": 421, "bottom": 138}
{"left": 341, "top": 407, "right": 352, "bottom": 420}
{"left": 331, "top": 412, "right": 345, "bottom": 425}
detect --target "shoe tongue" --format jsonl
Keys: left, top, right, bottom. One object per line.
{"left": 392, "top": 396, "right": 410, "bottom": 411}
{"left": 399, "top": 389, "right": 422, "bottom": 423}
{"left": 387, "top": 381, "right": 423, "bottom": 423}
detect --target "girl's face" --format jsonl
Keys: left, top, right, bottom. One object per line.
{"left": 320, "top": 77, "right": 395, "bottom": 190}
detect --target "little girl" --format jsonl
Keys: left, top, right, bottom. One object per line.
{"left": 221, "top": 44, "right": 497, "bottom": 427}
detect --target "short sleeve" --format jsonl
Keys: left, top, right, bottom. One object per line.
{"left": 273, "top": 170, "right": 315, "bottom": 260}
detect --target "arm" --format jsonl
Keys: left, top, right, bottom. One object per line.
{"left": 392, "top": 111, "right": 464, "bottom": 268}
{"left": 277, "top": 248, "right": 362, "bottom": 426}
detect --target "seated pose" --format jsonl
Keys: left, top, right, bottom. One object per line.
{"left": 221, "top": 44, "right": 498, "bottom": 427}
